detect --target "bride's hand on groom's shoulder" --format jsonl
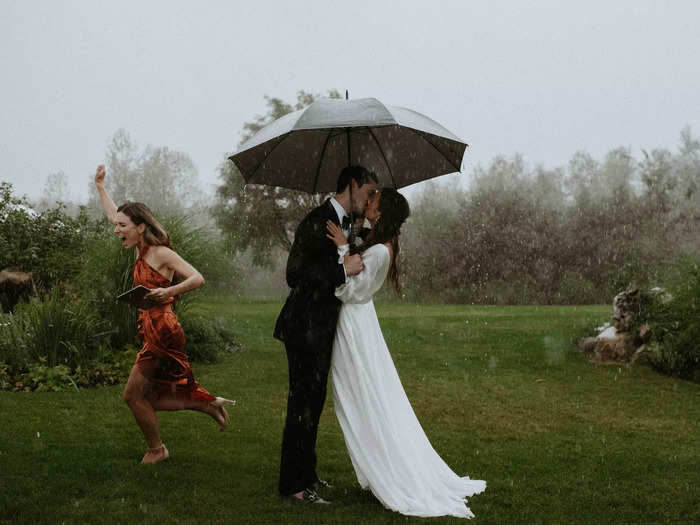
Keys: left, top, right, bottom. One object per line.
{"left": 326, "top": 220, "right": 348, "bottom": 247}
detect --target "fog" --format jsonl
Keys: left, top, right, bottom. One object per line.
{"left": 2, "top": 0, "right": 699, "bottom": 201}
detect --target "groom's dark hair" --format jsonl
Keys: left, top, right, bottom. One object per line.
{"left": 336, "top": 165, "right": 378, "bottom": 193}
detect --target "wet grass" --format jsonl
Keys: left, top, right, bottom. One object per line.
{"left": 1, "top": 299, "right": 698, "bottom": 524}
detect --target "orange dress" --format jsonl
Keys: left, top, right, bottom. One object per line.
{"left": 133, "top": 245, "right": 215, "bottom": 402}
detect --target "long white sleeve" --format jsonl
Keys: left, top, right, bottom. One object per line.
{"left": 335, "top": 244, "right": 390, "bottom": 304}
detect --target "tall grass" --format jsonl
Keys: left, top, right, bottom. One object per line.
{"left": 78, "top": 228, "right": 138, "bottom": 349}
{"left": 0, "top": 291, "right": 108, "bottom": 370}
{"left": 0, "top": 312, "right": 30, "bottom": 370}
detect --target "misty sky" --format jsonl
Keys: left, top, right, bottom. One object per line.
{"left": 2, "top": 0, "right": 699, "bottom": 202}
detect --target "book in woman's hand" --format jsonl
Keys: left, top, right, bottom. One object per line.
{"left": 117, "top": 285, "right": 159, "bottom": 309}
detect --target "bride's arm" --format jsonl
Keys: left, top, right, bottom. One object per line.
{"left": 335, "top": 246, "right": 390, "bottom": 304}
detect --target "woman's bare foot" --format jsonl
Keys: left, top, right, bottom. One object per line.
{"left": 141, "top": 443, "right": 169, "bottom": 464}
{"left": 209, "top": 397, "right": 235, "bottom": 431}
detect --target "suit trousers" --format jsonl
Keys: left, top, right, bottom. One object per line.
{"left": 278, "top": 338, "right": 333, "bottom": 495}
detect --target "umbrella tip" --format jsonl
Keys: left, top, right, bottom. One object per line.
{"left": 345, "top": 89, "right": 349, "bottom": 100}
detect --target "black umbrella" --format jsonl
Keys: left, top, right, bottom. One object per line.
{"left": 230, "top": 96, "right": 467, "bottom": 193}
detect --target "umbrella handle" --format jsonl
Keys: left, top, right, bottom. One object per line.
{"left": 348, "top": 182, "right": 355, "bottom": 247}
{"left": 346, "top": 115, "right": 353, "bottom": 245}
{"left": 345, "top": 89, "right": 354, "bottom": 245}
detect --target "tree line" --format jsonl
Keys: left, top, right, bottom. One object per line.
{"left": 23, "top": 91, "right": 700, "bottom": 305}
{"left": 212, "top": 92, "right": 700, "bottom": 304}
{"left": 401, "top": 132, "right": 700, "bottom": 304}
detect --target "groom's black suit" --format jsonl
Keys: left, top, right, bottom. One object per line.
{"left": 275, "top": 199, "right": 346, "bottom": 496}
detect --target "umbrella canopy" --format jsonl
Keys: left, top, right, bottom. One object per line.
{"left": 230, "top": 97, "right": 467, "bottom": 193}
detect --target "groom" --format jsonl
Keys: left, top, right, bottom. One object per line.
{"left": 274, "top": 166, "right": 378, "bottom": 503}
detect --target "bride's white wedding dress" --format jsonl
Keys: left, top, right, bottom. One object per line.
{"left": 331, "top": 243, "right": 486, "bottom": 518}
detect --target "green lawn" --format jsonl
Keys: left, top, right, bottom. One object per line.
{"left": 1, "top": 300, "right": 698, "bottom": 524}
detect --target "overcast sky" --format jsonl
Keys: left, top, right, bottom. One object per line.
{"left": 2, "top": 0, "right": 699, "bottom": 202}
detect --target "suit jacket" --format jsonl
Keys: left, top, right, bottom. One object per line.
{"left": 274, "top": 199, "right": 346, "bottom": 349}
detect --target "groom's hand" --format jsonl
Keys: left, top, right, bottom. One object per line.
{"left": 344, "top": 253, "right": 363, "bottom": 276}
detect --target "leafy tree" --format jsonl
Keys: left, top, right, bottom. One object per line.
{"left": 214, "top": 89, "right": 341, "bottom": 266}
{"left": 87, "top": 129, "right": 203, "bottom": 217}
{"left": 459, "top": 156, "right": 569, "bottom": 302}
{"left": 37, "top": 171, "right": 70, "bottom": 210}
{"left": 400, "top": 137, "right": 700, "bottom": 305}
{"left": 673, "top": 127, "right": 700, "bottom": 254}
{"left": 400, "top": 180, "right": 465, "bottom": 300}
{"left": 640, "top": 148, "right": 676, "bottom": 216}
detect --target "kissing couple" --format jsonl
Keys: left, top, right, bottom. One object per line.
{"left": 274, "top": 166, "right": 485, "bottom": 518}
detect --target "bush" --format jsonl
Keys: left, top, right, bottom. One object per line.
{"left": 0, "top": 182, "right": 98, "bottom": 293}
{"left": 0, "top": 348, "right": 134, "bottom": 392}
{"left": 0, "top": 292, "right": 109, "bottom": 371}
{"left": 78, "top": 228, "right": 139, "bottom": 350}
{"left": 0, "top": 187, "right": 241, "bottom": 391}
{"left": 72, "top": 346, "right": 136, "bottom": 388}
{"left": 0, "top": 292, "right": 131, "bottom": 391}
{"left": 633, "top": 257, "right": 700, "bottom": 381}
{"left": 179, "top": 314, "right": 241, "bottom": 363}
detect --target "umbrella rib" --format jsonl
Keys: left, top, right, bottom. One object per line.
{"left": 312, "top": 129, "right": 334, "bottom": 193}
{"left": 405, "top": 128, "right": 463, "bottom": 173}
{"left": 247, "top": 132, "right": 293, "bottom": 185}
{"left": 367, "top": 127, "right": 398, "bottom": 189}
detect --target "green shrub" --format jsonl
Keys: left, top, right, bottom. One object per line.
{"left": 0, "top": 200, "right": 240, "bottom": 391}
{"left": 0, "top": 362, "right": 12, "bottom": 390}
{"left": 0, "top": 312, "right": 31, "bottom": 370}
{"left": 1, "top": 346, "right": 135, "bottom": 392}
{"left": 78, "top": 228, "right": 139, "bottom": 349}
{"left": 0, "top": 182, "right": 98, "bottom": 292}
{"left": 0, "top": 292, "right": 109, "bottom": 371}
{"left": 0, "top": 291, "right": 129, "bottom": 391}
{"left": 24, "top": 295, "right": 107, "bottom": 368}
{"left": 633, "top": 257, "right": 700, "bottom": 381}
{"left": 24, "top": 363, "right": 77, "bottom": 392}
{"left": 179, "top": 314, "right": 241, "bottom": 363}
{"left": 72, "top": 345, "right": 136, "bottom": 388}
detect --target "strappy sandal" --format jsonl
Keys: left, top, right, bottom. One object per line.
{"left": 141, "top": 443, "right": 169, "bottom": 464}
{"left": 210, "top": 397, "right": 236, "bottom": 431}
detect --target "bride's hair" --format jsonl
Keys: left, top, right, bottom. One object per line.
{"left": 117, "top": 202, "right": 174, "bottom": 250}
{"left": 363, "top": 188, "right": 410, "bottom": 295}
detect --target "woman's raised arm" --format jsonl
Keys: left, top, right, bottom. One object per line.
{"left": 94, "top": 164, "right": 118, "bottom": 224}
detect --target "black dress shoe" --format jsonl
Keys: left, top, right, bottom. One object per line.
{"left": 313, "top": 479, "right": 333, "bottom": 491}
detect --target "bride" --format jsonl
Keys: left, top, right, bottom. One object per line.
{"left": 325, "top": 188, "right": 486, "bottom": 519}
